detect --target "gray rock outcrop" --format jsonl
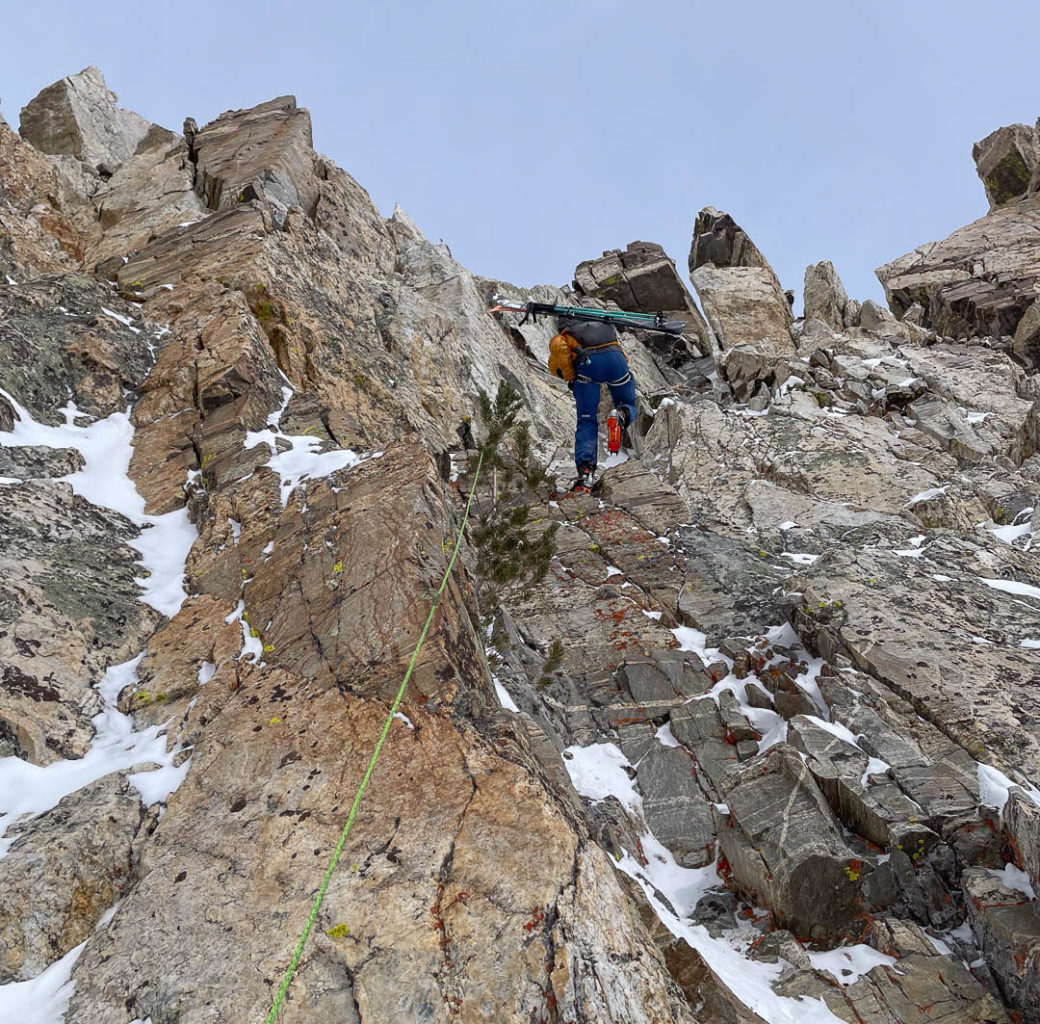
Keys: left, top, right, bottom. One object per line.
{"left": 878, "top": 119, "right": 1040, "bottom": 342}
{"left": 573, "top": 240, "right": 712, "bottom": 357}
{"left": 19, "top": 67, "right": 150, "bottom": 179}
{"left": 803, "top": 259, "right": 849, "bottom": 331}
{"left": 973, "top": 121, "right": 1040, "bottom": 209}
{"left": 688, "top": 208, "right": 793, "bottom": 355}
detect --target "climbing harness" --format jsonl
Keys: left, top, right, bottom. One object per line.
{"left": 265, "top": 449, "right": 485, "bottom": 1023}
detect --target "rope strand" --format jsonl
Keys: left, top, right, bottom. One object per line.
{"left": 265, "top": 449, "right": 485, "bottom": 1022}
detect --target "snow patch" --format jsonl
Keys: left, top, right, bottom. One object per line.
{"left": 979, "top": 577, "right": 1040, "bottom": 601}
{"left": 225, "top": 600, "right": 264, "bottom": 663}
{"left": 101, "top": 306, "right": 139, "bottom": 331}
{"left": 492, "top": 676, "right": 519, "bottom": 713}
{"left": 807, "top": 945, "right": 898, "bottom": 986}
{"left": 655, "top": 723, "right": 680, "bottom": 748}
{"left": 562, "top": 734, "right": 849, "bottom": 1023}
{"left": 0, "top": 656, "right": 190, "bottom": 858}
{"left": 978, "top": 762, "right": 1040, "bottom": 814}
{"left": 563, "top": 742, "right": 641, "bottom": 815}
{"left": 0, "top": 390, "right": 196, "bottom": 617}
{"left": 906, "top": 487, "right": 946, "bottom": 507}
{"left": 0, "top": 939, "right": 85, "bottom": 1024}
{"left": 988, "top": 522, "right": 1032, "bottom": 545}
{"left": 989, "top": 863, "right": 1037, "bottom": 899}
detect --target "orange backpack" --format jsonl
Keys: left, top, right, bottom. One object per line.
{"left": 548, "top": 331, "right": 582, "bottom": 382}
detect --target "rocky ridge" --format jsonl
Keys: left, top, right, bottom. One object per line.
{"left": 1, "top": 68, "right": 1039, "bottom": 1024}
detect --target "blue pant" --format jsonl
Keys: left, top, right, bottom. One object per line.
{"left": 572, "top": 345, "right": 637, "bottom": 471}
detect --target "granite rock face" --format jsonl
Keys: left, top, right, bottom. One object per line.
{"left": 2, "top": 77, "right": 1040, "bottom": 1024}
{"left": 191, "top": 95, "right": 320, "bottom": 225}
{"left": 573, "top": 240, "right": 712, "bottom": 356}
{"left": 878, "top": 119, "right": 1040, "bottom": 343}
{"left": 688, "top": 207, "right": 794, "bottom": 355}
{"left": 973, "top": 122, "right": 1040, "bottom": 209}
{"left": 19, "top": 67, "right": 151, "bottom": 181}
{"left": 803, "top": 259, "right": 849, "bottom": 331}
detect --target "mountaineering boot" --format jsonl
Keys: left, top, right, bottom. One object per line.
{"left": 570, "top": 464, "right": 595, "bottom": 493}
{"left": 607, "top": 411, "right": 621, "bottom": 454}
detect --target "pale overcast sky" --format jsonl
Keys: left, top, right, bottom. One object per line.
{"left": 3, "top": 0, "right": 1038, "bottom": 307}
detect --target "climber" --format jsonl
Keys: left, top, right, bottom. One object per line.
{"left": 548, "top": 316, "right": 637, "bottom": 492}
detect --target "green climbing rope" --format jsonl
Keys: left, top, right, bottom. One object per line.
{"left": 265, "top": 448, "right": 485, "bottom": 1022}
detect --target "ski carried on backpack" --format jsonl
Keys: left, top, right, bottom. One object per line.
{"left": 490, "top": 300, "right": 686, "bottom": 336}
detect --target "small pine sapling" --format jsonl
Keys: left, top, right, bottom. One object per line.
{"left": 470, "top": 382, "right": 558, "bottom": 608}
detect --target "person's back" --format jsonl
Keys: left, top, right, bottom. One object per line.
{"left": 548, "top": 318, "right": 637, "bottom": 491}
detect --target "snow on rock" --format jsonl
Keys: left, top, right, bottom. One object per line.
{"left": 0, "top": 657, "right": 189, "bottom": 859}
{"left": 224, "top": 600, "right": 264, "bottom": 663}
{"left": 492, "top": 676, "right": 519, "bottom": 713}
{"left": 979, "top": 577, "right": 1040, "bottom": 601}
{"left": 563, "top": 742, "right": 641, "bottom": 815}
{"left": 978, "top": 762, "right": 1040, "bottom": 814}
{"left": 907, "top": 486, "right": 947, "bottom": 506}
{"left": 244, "top": 410, "right": 381, "bottom": 507}
{"left": 989, "top": 863, "right": 1037, "bottom": 899}
{"left": 807, "top": 945, "right": 897, "bottom": 986}
{"left": 562, "top": 738, "right": 848, "bottom": 1024}
{"left": 0, "top": 940, "right": 84, "bottom": 1024}
{"left": 0, "top": 389, "right": 196, "bottom": 617}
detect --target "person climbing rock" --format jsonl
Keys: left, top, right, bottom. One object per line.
{"left": 548, "top": 316, "right": 637, "bottom": 492}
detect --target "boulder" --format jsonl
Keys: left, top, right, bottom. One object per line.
{"left": 0, "top": 444, "right": 83, "bottom": 480}
{"left": 973, "top": 122, "right": 1040, "bottom": 209}
{"left": 876, "top": 191, "right": 1040, "bottom": 339}
{"left": 803, "top": 260, "right": 848, "bottom": 332}
{"left": 691, "top": 265, "right": 795, "bottom": 353}
{"left": 689, "top": 209, "right": 793, "bottom": 354}
{"left": 689, "top": 207, "right": 776, "bottom": 273}
{"left": 715, "top": 743, "right": 865, "bottom": 941}
{"left": 788, "top": 715, "right": 938, "bottom": 854}
{"left": 629, "top": 739, "right": 717, "bottom": 867}
{"left": 718, "top": 345, "right": 775, "bottom": 403}
{"left": 573, "top": 240, "right": 711, "bottom": 354}
{"left": 0, "top": 774, "right": 143, "bottom": 981}
{"left": 19, "top": 67, "right": 150, "bottom": 176}
{"left": 669, "top": 698, "right": 738, "bottom": 798}
{"left": 191, "top": 95, "right": 320, "bottom": 225}
{"left": 963, "top": 867, "right": 1040, "bottom": 1018}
